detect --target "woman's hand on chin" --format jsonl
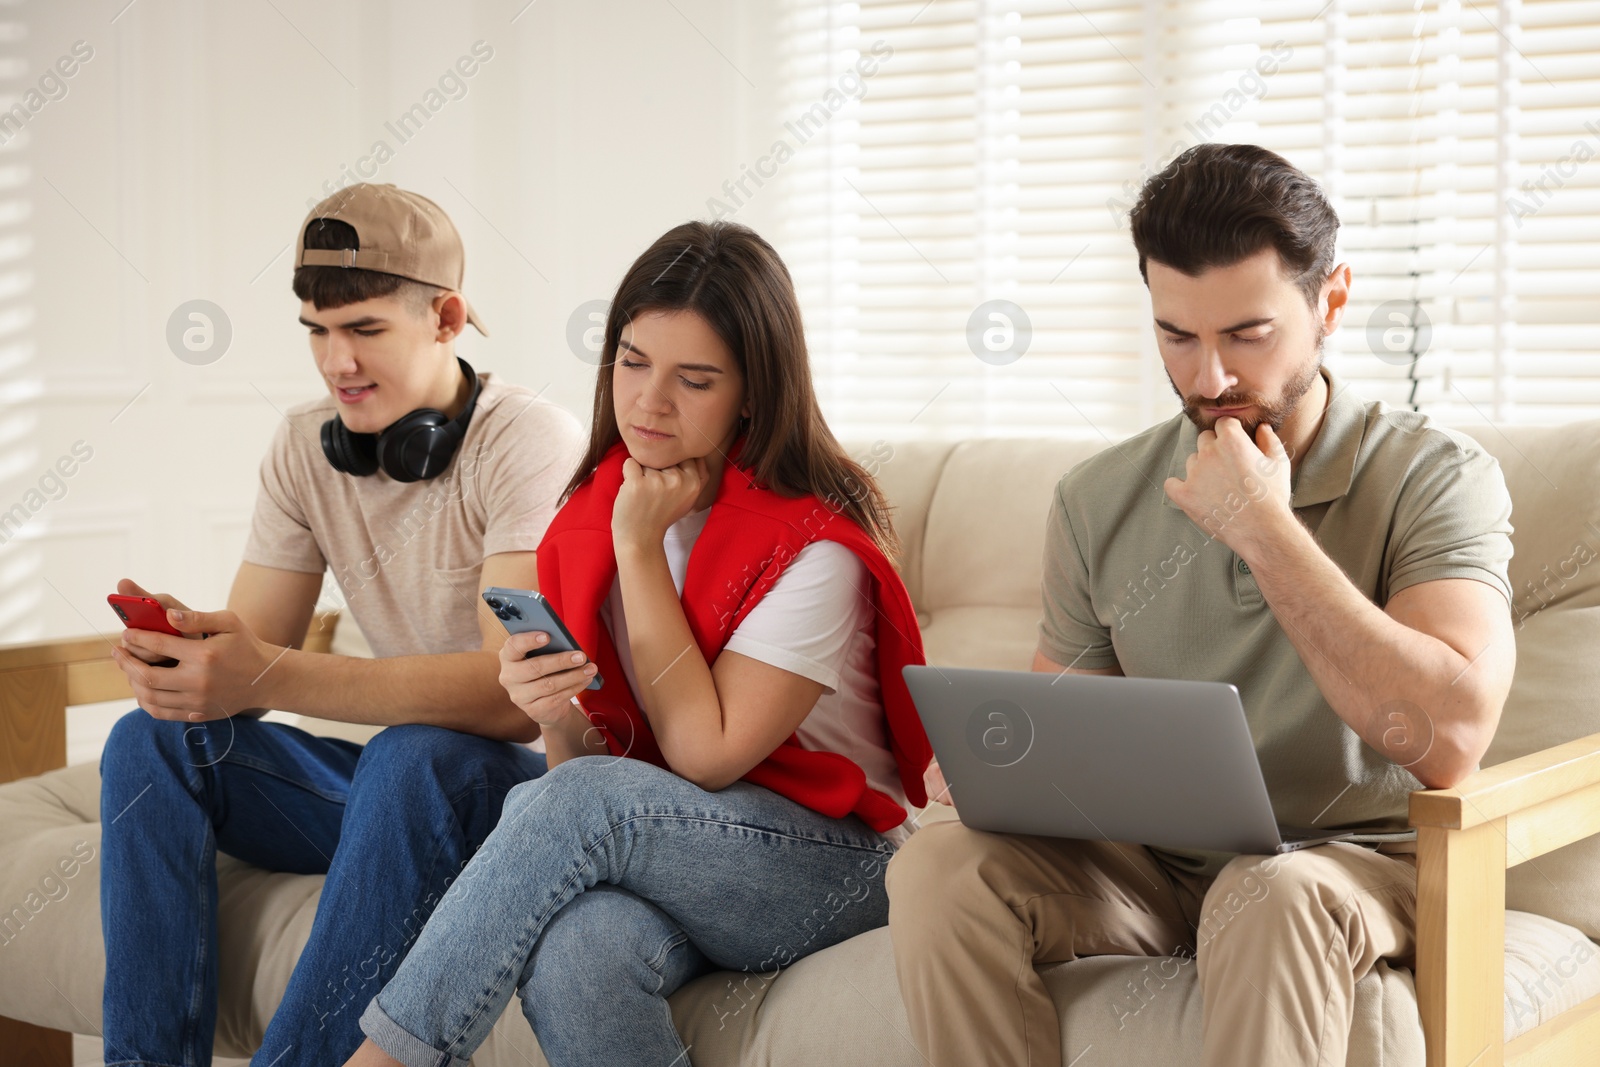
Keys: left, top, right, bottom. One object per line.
{"left": 497, "top": 630, "right": 599, "bottom": 728}
{"left": 613, "top": 455, "right": 710, "bottom": 550}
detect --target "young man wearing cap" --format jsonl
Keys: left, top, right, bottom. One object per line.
{"left": 97, "top": 183, "right": 587, "bottom": 1065}
{"left": 885, "top": 145, "right": 1516, "bottom": 1067}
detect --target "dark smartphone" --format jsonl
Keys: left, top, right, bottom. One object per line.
{"left": 482, "top": 586, "right": 603, "bottom": 690}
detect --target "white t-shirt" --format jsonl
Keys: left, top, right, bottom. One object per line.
{"left": 599, "top": 506, "right": 910, "bottom": 844}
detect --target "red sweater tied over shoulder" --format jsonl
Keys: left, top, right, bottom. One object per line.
{"left": 534, "top": 437, "right": 932, "bottom": 832}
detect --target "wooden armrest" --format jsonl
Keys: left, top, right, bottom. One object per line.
{"left": 0, "top": 636, "right": 119, "bottom": 782}
{"left": 1411, "top": 730, "right": 1600, "bottom": 830}
{"left": 1411, "top": 730, "right": 1600, "bottom": 1066}
{"left": 0, "top": 611, "right": 340, "bottom": 785}
{"left": 1410, "top": 730, "right": 1600, "bottom": 869}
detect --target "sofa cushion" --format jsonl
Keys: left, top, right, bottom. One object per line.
{"left": 668, "top": 926, "right": 1424, "bottom": 1066}
{"left": 919, "top": 604, "right": 1040, "bottom": 671}
{"left": 0, "top": 763, "right": 104, "bottom": 1031}
{"left": 7, "top": 764, "right": 1596, "bottom": 1066}
{"left": 1503, "top": 910, "right": 1600, "bottom": 1040}
{"left": 845, "top": 439, "right": 956, "bottom": 610}
{"left": 917, "top": 438, "right": 1103, "bottom": 615}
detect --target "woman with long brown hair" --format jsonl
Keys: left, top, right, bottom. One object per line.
{"left": 344, "top": 220, "right": 932, "bottom": 1066}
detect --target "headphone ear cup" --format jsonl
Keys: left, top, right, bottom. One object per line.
{"left": 359, "top": 360, "right": 480, "bottom": 482}
{"left": 375, "top": 409, "right": 452, "bottom": 483}
{"left": 321, "top": 417, "right": 380, "bottom": 477}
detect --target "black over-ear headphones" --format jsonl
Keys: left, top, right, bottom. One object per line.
{"left": 320, "top": 357, "right": 482, "bottom": 482}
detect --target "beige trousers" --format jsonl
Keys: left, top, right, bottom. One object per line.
{"left": 885, "top": 821, "right": 1417, "bottom": 1067}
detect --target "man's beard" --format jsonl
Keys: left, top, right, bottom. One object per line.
{"left": 1172, "top": 333, "right": 1324, "bottom": 438}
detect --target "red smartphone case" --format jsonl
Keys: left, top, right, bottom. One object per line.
{"left": 108, "top": 594, "right": 184, "bottom": 637}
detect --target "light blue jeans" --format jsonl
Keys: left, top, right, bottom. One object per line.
{"left": 359, "top": 754, "right": 897, "bottom": 1067}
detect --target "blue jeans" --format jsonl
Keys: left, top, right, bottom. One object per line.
{"left": 359, "top": 755, "right": 897, "bottom": 1067}
{"left": 97, "top": 710, "right": 546, "bottom": 1067}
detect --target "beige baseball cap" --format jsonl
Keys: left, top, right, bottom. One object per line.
{"left": 295, "top": 183, "right": 488, "bottom": 335}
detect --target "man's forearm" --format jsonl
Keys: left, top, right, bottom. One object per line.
{"left": 1240, "top": 515, "right": 1491, "bottom": 787}
{"left": 255, "top": 648, "right": 538, "bottom": 743}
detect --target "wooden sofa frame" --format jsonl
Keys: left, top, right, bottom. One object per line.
{"left": 1, "top": 616, "right": 1597, "bottom": 1067}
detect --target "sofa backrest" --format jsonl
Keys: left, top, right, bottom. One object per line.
{"left": 854, "top": 438, "right": 1102, "bottom": 669}
{"left": 1451, "top": 419, "right": 1600, "bottom": 937}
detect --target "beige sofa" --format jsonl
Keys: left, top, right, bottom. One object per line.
{"left": 4, "top": 422, "right": 1600, "bottom": 1066}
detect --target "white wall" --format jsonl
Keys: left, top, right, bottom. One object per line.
{"left": 2, "top": 0, "right": 782, "bottom": 645}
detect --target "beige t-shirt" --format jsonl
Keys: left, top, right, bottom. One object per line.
{"left": 1038, "top": 366, "right": 1514, "bottom": 876}
{"left": 242, "top": 373, "right": 588, "bottom": 659}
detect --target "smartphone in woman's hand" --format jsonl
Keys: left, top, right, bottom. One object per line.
{"left": 482, "top": 587, "right": 603, "bottom": 690}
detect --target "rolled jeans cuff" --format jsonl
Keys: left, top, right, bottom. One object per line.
{"left": 359, "top": 996, "right": 469, "bottom": 1067}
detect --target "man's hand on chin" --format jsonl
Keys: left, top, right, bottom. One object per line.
{"left": 1163, "top": 418, "right": 1297, "bottom": 556}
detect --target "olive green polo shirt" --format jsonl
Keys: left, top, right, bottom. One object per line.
{"left": 1038, "top": 366, "right": 1514, "bottom": 876}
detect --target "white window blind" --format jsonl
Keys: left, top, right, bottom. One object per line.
{"left": 771, "top": 0, "right": 1600, "bottom": 440}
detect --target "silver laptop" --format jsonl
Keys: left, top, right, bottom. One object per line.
{"left": 902, "top": 666, "right": 1360, "bottom": 855}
